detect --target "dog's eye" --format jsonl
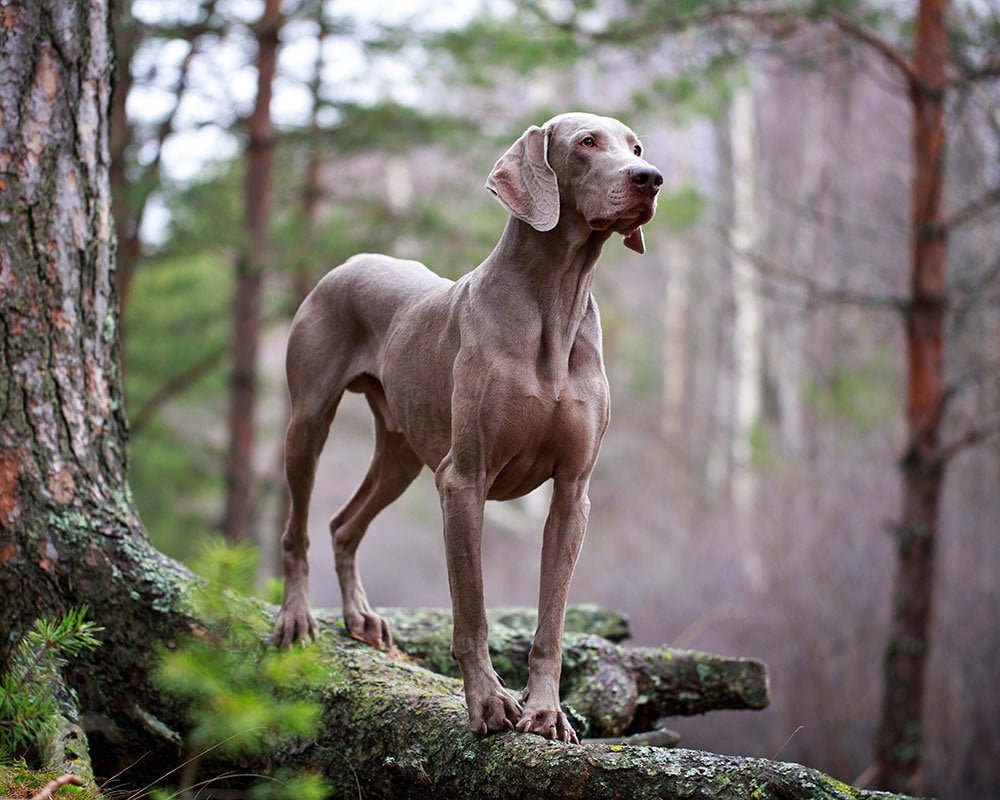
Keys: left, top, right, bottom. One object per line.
{"left": 581, "top": 136, "right": 597, "bottom": 148}
{"left": 633, "top": 144, "right": 642, "bottom": 156}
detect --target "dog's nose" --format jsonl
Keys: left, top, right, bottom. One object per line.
{"left": 628, "top": 166, "right": 663, "bottom": 196}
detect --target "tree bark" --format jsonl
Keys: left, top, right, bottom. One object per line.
{"left": 0, "top": 0, "right": 186, "bottom": 775}
{"left": 222, "top": 0, "right": 282, "bottom": 543}
{"left": 364, "top": 607, "right": 769, "bottom": 737}
{"left": 108, "top": 0, "right": 139, "bottom": 325}
{"left": 874, "top": 0, "right": 950, "bottom": 792}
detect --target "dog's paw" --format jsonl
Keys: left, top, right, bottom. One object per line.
{"left": 273, "top": 604, "right": 318, "bottom": 648}
{"left": 345, "top": 609, "right": 393, "bottom": 650}
{"left": 467, "top": 687, "right": 522, "bottom": 735}
{"left": 516, "top": 705, "right": 579, "bottom": 744}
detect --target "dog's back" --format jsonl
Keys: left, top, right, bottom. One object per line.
{"left": 285, "top": 253, "right": 450, "bottom": 407}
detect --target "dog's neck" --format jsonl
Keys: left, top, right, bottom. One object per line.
{"left": 477, "top": 215, "right": 613, "bottom": 382}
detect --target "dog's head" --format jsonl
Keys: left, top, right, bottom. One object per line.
{"left": 486, "top": 112, "right": 662, "bottom": 254}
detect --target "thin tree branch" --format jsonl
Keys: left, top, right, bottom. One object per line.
{"left": 825, "top": 11, "right": 917, "bottom": 89}
{"left": 948, "top": 54, "right": 1000, "bottom": 87}
{"left": 937, "top": 415, "right": 1000, "bottom": 464}
{"left": 724, "top": 236, "right": 909, "bottom": 311}
{"left": 129, "top": 308, "right": 289, "bottom": 436}
{"left": 129, "top": 346, "right": 226, "bottom": 435}
{"left": 943, "top": 184, "right": 1000, "bottom": 230}
{"left": 30, "top": 775, "right": 84, "bottom": 800}
{"left": 951, "top": 252, "right": 1000, "bottom": 331}
{"left": 131, "top": 1, "right": 219, "bottom": 223}
{"left": 536, "top": 1, "right": 919, "bottom": 94}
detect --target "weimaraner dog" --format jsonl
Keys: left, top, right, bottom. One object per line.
{"left": 274, "top": 112, "right": 662, "bottom": 742}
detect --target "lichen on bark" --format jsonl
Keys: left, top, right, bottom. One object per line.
{"left": 358, "top": 607, "right": 768, "bottom": 737}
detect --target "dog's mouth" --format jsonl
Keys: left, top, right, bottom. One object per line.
{"left": 589, "top": 198, "right": 656, "bottom": 254}
{"left": 590, "top": 198, "right": 656, "bottom": 231}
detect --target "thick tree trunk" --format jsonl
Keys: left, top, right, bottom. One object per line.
{"left": 874, "top": 0, "right": 950, "bottom": 793}
{"left": 0, "top": 0, "right": 189, "bottom": 778}
{"left": 223, "top": 0, "right": 282, "bottom": 543}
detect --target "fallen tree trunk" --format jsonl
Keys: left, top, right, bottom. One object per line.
{"left": 190, "top": 617, "right": 917, "bottom": 800}
{"left": 1, "top": 492, "right": 919, "bottom": 800}
{"left": 348, "top": 607, "right": 769, "bottom": 737}
{"left": 488, "top": 604, "right": 632, "bottom": 642}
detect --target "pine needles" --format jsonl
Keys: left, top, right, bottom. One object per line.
{"left": 0, "top": 607, "right": 103, "bottom": 760}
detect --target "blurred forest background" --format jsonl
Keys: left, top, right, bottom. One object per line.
{"left": 112, "top": 0, "right": 999, "bottom": 797}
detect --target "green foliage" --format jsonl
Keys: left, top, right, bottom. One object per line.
{"left": 657, "top": 185, "right": 706, "bottom": 233}
{"left": 0, "top": 762, "right": 103, "bottom": 800}
{"left": 805, "top": 349, "right": 899, "bottom": 434}
{"left": 646, "top": 55, "right": 742, "bottom": 123}
{"left": 748, "top": 417, "right": 778, "bottom": 471}
{"left": 155, "top": 541, "right": 327, "bottom": 792}
{"left": 0, "top": 608, "right": 102, "bottom": 762}
{"left": 124, "top": 252, "right": 232, "bottom": 563}
{"left": 321, "top": 101, "right": 475, "bottom": 154}
{"left": 428, "top": 13, "right": 585, "bottom": 87}
{"left": 621, "top": 327, "right": 661, "bottom": 398}
{"left": 160, "top": 162, "right": 244, "bottom": 258}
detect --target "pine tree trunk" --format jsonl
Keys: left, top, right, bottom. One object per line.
{"left": 0, "top": 0, "right": 190, "bottom": 778}
{"left": 874, "top": 0, "right": 950, "bottom": 792}
{"left": 222, "top": 0, "right": 282, "bottom": 543}
{"left": 108, "top": 0, "right": 139, "bottom": 327}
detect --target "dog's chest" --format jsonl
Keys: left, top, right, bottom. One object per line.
{"left": 483, "top": 360, "right": 608, "bottom": 499}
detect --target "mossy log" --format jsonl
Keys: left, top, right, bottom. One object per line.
{"left": 189, "top": 623, "right": 917, "bottom": 800}
{"left": 488, "top": 604, "right": 632, "bottom": 642}
{"left": 350, "top": 607, "right": 768, "bottom": 737}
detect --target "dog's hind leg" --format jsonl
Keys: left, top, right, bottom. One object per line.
{"left": 331, "top": 383, "right": 423, "bottom": 649}
{"left": 274, "top": 301, "right": 359, "bottom": 646}
{"left": 273, "top": 387, "right": 340, "bottom": 646}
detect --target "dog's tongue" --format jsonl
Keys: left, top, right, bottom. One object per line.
{"left": 623, "top": 227, "right": 645, "bottom": 254}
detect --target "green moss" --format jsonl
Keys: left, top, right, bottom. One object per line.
{"left": 0, "top": 762, "right": 103, "bottom": 800}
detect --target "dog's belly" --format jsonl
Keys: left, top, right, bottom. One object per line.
{"left": 488, "top": 453, "right": 557, "bottom": 501}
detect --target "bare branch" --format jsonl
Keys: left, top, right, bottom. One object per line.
{"left": 131, "top": 0, "right": 219, "bottom": 222}
{"left": 951, "top": 252, "right": 1000, "bottom": 331}
{"left": 949, "top": 360, "right": 1000, "bottom": 393}
{"left": 948, "top": 54, "right": 1000, "bottom": 87}
{"left": 728, "top": 239, "right": 909, "bottom": 311}
{"left": 129, "top": 347, "right": 226, "bottom": 435}
{"left": 826, "top": 11, "right": 917, "bottom": 89}
{"left": 129, "top": 308, "right": 290, "bottom": 435}
{"left": 937, "top": 415, "right": 1000, "bottom": 463}
{"left": 944, "top": 185, "right": 1000, "bottom": 230}
{"left": 549, "top": 3, "right": 919, "bottom": 92}
{"left": 30, "top": 775, "right": 84, "bottom": 800}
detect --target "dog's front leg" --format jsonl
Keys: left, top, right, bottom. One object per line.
{"left": 517, "top": 478, "right": 590, "bottom": 744}
{"left": 436, "top": 457, "right": 522, "bottom": 734}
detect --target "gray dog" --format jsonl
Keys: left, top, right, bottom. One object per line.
{"left": 274, "top": 112, "right": 662, "bottom": 742}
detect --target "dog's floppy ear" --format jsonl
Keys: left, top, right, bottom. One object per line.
{"left": 485, "top": 125, "right": 559, "bottom": 232}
